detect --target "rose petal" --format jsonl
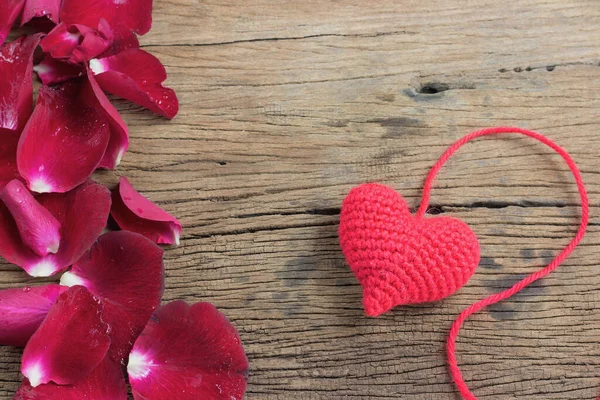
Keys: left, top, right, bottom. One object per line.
{"left": 60, "top": 230, "right": 164, "bottom": 363}
{"left": 21, "top": 0, "right": 60, "bottom": 26}
{"left": 0, "top": 0, "right": 24, "bottom": 45}
{"left": 90, "top": 48, "right": 179, "bottom": 119}
{"left": 0, "top": 34, "right": 41, "bottom": 133}
{"left": 101, "top": 31, "right": 139, "bottom": 57}
{"left": 21, "top": 286, "right": 111, "bottom": 387}
{"left": 0, "top": 284, "right": 61, "bottom": 347}
{"left": 14, "top": 356, "right": 127, "bottom": 400}
{"left": 17, "top": 80, "right": 111, "bottom": 193}
{"left": 0, "top": 132, "right": 21, "bottom": 190}
{"left": 0, "top": 180, "right": 61, "bottom": 257}
{"left": 60, "top": 0, "right": 152, "bottom": 39}
{"left": 41, "top": 20, "right": 113, "bottom": 64}
{"left": 33, "top": 54, "right": 84, "bottom": 85}
{"left": 128, "top": 301, "right": 249, "bottom": 400}
{"left": 0, "top": 180, "right": 110, "bottom": 277}
{"left": 111, "top": 177, "right": 182, "bottom": 245}
{"left": 85, "top": 68, "right": 129, "bottom": 169}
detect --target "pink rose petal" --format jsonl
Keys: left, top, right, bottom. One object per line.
{"left": 33, "top": 54, "right": 84, "bottom": 85}
{"left": 15, "top": 356, "right": 127, "bottom": 400}
{"left": 0, "top": 180, "right": 110, "bottom": 277}
{"left": 21, "top": 0, "right": 60, "bottom": 26}
{"left": 129, "top": 301, "right": 249, "bottom": 400}
{"left": 90, "top": 48, "right": 179, "bottom": 119}
{"left": 61, "top": 230, "right": 164, "bottom": 364}
{"left": 0, "top": 284, "right": 61, "bottom": 347}
{"left": 0, "top": 180, "right": 61, "bottom": 257}
{"left": 0, "top": 34, "right": 41, "bottom": 133}
{"left": 0, "top": 133, "right": 21, "bottom": 190}
{"left": 21, "top": 286, "right": 111, "bottom": 387}
{"left": 111, "top": 177, "right": 182, "bottom": 245}
{"left": 0, "top": 0, "right": 24, "bottom": 45}
{"left": 17, "top": 81, "right": 111, "bottom": 193}
{"left": 60, "top": 0, "right": 152, "bottom": 39}
{"left": 41, "top": 20, "right": 113, "bottom": 64}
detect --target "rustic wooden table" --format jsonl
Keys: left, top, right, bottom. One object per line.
{"left": 2, "top": 1, "right": 600, "bottom": 399}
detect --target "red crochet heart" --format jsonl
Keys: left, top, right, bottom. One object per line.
{"left": 339, "top": 183, "right": 480, "bottom": 317}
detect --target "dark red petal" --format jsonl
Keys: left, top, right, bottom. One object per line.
{"left": 128, "top": 301, "right": 249, "bottom": 400}
{"left": 0, "top": 0, "right": 24, "bottom": 45}
{"left": 21, "top": 0, "right": 60, "bottom": 25}
{"left": 0, "top": 34, "right": 41, "bottom": 133}
{"left": 21, "top": 286, "right": 111, "bottom": 387}
{"left": 0, "top": 132, "right": 21, "bottom": 189}
{"left": 85, "top": 69, "right": 129, "bottom": 169}
{"left": 15, "top": 356, "right": 127, "bottom": 399}
{"left": 61, "top": 230, "right": 164, "bottom": 363}
{"left": 41, "top": 21, "right": 113, "bottom": 64}
{"left": 60, "top": 0, "right": 151, "bottom": 39}
{"left": 0, "top": 284, "right": 61, "bottom": 347}
{"left": 1, "top": 180, "right": 61, "bottom": 257}
{"left": 111, "top": 177, "right": 182, "bottom": 245}
{"left": 90, "top": 48, "right": 179, "bottom": 119}
{"left": 17, "top": 81, "right": 110, "bottom": 193}
{"left": 0, "top": 180, "right": 110, "bottom": 277}
{"left": 33, "top": 55, "right": 84, "bottom": 85}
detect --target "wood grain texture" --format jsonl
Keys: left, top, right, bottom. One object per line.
{"left": 2, "top": 0, "right": 600, "bottom": 398}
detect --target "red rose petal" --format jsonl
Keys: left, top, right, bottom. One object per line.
{"left": 0, "top": 34, "right": 41, "bottom": 133}
{"left": 21, "top": 0, "right": 60, "bottom": 26}
{"left": 41, "top": 20, "right": 113, "bottom": 64}
{"left": 111, "top": 177, "right": 182, "bottom": 245}
{"left": 60, "top": 230, "right": 164, "bottom": 363}
{"left": 90, "top": 48, "right": 179, "bottom": 119}
{"left": 0, "top": 180, "right": 110, "bottom": 277}
{"left": 21, "top": 286, "right": 111, "bottom": 387}
{"left": 60, "top": 0, "right": 152, "bottom": 39}
{"left": 17, "top": 81, "right": 110, "bottom": 193}
{"left": 1, "top": 180, "right": 61, "bottom": 257}
{"left": 33, "top": 55, "right": 84, "bottom": 85}
{"left": 0, "top": 133, "right": 21, "bottom": 190}
{"left": 0, "top": 0, "right": 24, "bottom": 45}
{"left": 86, "top": 68, "right": 129, "bottom": 169}
{"left": 128, "top": 301, "right": 249, "bottom": 400}
{"left": 14, "top": 356, "right": 127, "bottom": 400}
{"left": 101, "top": 31, "right": 139, "bottom": 57}
{"left": 0, "top": 284, "right": 61, "bottom": 347}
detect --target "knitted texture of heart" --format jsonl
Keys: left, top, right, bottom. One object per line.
{"left": 339, "top": 183, "right": 480, "bottom": 317}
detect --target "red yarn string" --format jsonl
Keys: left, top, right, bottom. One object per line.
{"left": 417, "top": 127, "right": 590, "bottom": 400}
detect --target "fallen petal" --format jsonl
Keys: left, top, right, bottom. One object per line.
{"left": 41, "top": 20, "right": 113, "bottom": 64}
{"left": 21, "top": 0, "right": 60, "bottom": 26}
{"left": 0, "top": 179, "right": 61, "bottom": 257}
{"left": 17, "top": 81, "right": 110, "bottom": 193}
{"left": 61, "top": 230, "right": 164, "bottom": 363}
{"left": 33, "top": 54, "right": 84, "bottom": 85}
{"left": 21, "top": 286, "right": 111, "bottom": 387}
{"left": 0, "top": 34, "right": 41, "bottom": 133}
{"left": 129, "top": 301, "right": 249, "bottom": 400}
{"left": 90, "top": 48, "right": 179, "bottom": 119}
{"left": 0, "top": 180, "right": 110, "bottom": 277}
{"left": 111, "top": 177, "right": 181, "bottom": 245}
{"left": 0, "top": 284, "right": 61, "bottom": 347}
{"left": 60, "top": 0, "right": 152, "bottom": 39}
{"left": 0, "top": 0, "right": 24, "bottom": 45}
{"left": 15, "top": 356, "right": 127, "bottom": 399}
{"left": 0, "top": 132, "right": 20, "bottom": 190}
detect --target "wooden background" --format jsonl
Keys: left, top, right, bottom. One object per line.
{"left": 2, "top": 0, "right": 600, "bottom": 398}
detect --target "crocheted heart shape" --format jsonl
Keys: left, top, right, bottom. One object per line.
{"left": 339, "top": 183, "right": 480, "bottom": 316}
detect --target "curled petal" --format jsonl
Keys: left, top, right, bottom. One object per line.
{"left": 0, "top": 180, "right": 110, "bottom": 277}
{"left": 21, "top": 286, "right": 111, "bottom": 387}
{"left": 21, "top": 0, "right": 61, "bottom": 26}
{"left": 15, "top": 356, "right": 127, "bottom": 400}
{"left": 111, "top": 177, "right": 182, "bottom": 245}
{"left": 90, "top": 48, "right": 179, "bottom": 119}
{"left": 34, "top": 55, "right": 84, "bottom": 86}
{"left": 1, "top": 179, "right": 61, "bottom": 257}
{"left": 60, "top": 0, "right": 152, "bottom": 39}
{"left": 0, "top": 0, "right": 24, "bottom": 45}
{"left": 129, "top": 301, "right": 249, "bottom": 400}
{"left": 0, "top": 284, "right": 61, "bottom": 347}
{"left": 41, "top": 20, "right": 113, "bottom": 64}
{"left": 61, "top": 231, "right": 164, "bottom": 363}
{"left": 101, "top": 31, "right": 139, "bottom": 57}
{"left": 0, "top": 34, "right": 41, "bottom": 133}
{"left": 17, "top": 81, "right": 110, "bottom": 193}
